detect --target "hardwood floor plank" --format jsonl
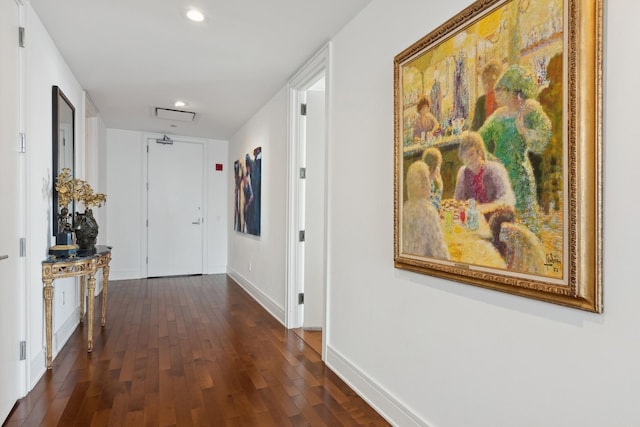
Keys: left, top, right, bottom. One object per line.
{"left": 73, "top": 378, "right": 105, "bottom": 426}
{"left": 104, "top": 380, "right": 130, "bottom": 426}
{"left": 292, "top": 328, "right": 322, "bottom": 355}
{"left": 260, "top": 373, "right": 300, "bottom": 419}
{"left": 56, "top": 380, "right": 90, "bottom": 425}
{"left": 199, "top": 387, "right": 225, "bottom": 426}
{"left": 123, "top": 409, "right": 144, "bottom": 427}
{"left": 141, "top": 391, "right": 159, "bottom": 427}
{"left": 89, "top": 408, "right": 110, "bottom": 427}
{"left": 3, "top": 275, "right": 390, "bottom": 426}
{"left": 157, "top": 368, "right": 176, "bottom": 426}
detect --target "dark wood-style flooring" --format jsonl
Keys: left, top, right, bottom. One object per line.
{"left": 291, "top": 329, "right": 322, "bottom": 356}
{"left": 3, "top": 275, "right": 389, "bottom": 426}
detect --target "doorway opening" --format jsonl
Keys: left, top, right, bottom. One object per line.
{"left": 286, "top": 44, "right": 330, "bottom": 358}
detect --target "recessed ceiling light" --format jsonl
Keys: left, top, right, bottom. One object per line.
{"left": 186, "top": 8, "right": 204, "bottom": 22}
{"left": 174, "top": 100, "right": 187, "bottom": 108}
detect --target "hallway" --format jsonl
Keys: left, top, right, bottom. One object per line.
{"left": 4, "top": 275, "right": 388, "bottom": 426}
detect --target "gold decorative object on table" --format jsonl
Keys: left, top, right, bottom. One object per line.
{"left": 53, "top": 168, "right": 107, "bottom": 256}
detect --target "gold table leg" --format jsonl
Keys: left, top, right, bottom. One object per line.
{"left": 43, "top": 279, "right": 54, "bottom": 369}
{"left": 79, "top": 275, "right": 86, "bottom": 323}
{"left": 101, "top": 263, "right": 110, "bottom": 326}
{"left": 87, "top": 272, "right": 96, "bottom": 352}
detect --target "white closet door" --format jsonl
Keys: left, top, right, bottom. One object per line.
{"left": 147, "top": 139, "right": 204, "bottom": 277}
{"left": 0, "top": 0, "right": 23, "bottom": 420}
{"left": 302, "top": 90, "right": 326, "bottom": 329}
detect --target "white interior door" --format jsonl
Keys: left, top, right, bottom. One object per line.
{"left": 302, "top": 87, "right": 326, "bottom": 329}
{"left": 147, "top": 139, "right": 204, "bottom": 277}
{"left": 0, "top": 0, "right": 23, "bottom": 420}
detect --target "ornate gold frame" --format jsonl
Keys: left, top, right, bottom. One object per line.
{"left": 393, "top": 0, "right": 603, "bottom": 312}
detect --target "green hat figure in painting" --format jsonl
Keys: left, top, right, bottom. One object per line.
{"left": 495, "top": 64, "right": 538, "bottom": 99}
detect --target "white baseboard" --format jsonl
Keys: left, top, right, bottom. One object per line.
{"left": 109, "top": 269, "right": 142, "bottom": 281}
{"left": 54, "top": 308, "right": 79, "bottom": 355}
{"left": 29, "top": 348, "right": 46, "bottom": 389}
{"left": 111, "top": 268, "right": 226, "bottom": 281}
{"left": 325, "top": 346, "right": 429, "bottom": 427}
{"left": 28, "top": 307, "right": 80, "bottom": 390}
{"left": 226, "top": 268, "right": 286, "bottom": 326}
{"left": 207, "top": 265, "right": 227, "bottom": 275}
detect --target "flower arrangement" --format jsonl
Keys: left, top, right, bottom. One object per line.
{"left": 55, "top": 168, "right": 107, "bottom": 209}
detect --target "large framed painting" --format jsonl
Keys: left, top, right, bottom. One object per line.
{"left": 234, "top": 146, "right": 262, "bottom": 236}
{"left": 393, "top": 0, "right": 603, "bottom": 312}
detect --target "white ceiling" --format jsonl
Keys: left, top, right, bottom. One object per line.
{"left": 29, "top": 0, "right": 370, "bottom": 140}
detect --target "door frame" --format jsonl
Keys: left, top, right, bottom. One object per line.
{"left": 285, "top": 43, "right": 331, "bottom": 357}
{"left": 16, "top": 0, "right": 28, "bottom": 400}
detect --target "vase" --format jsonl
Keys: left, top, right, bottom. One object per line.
{"left": 74, "top": 209, "right": 99, "bottom": 256}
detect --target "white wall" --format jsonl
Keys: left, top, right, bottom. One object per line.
{"left": 227, "top": 1, "right": 640, "bottom": 426}
{"left": 25, "top": 3, "right": 89, "bottom": 385}
{"left": 105, "top": 129, "right": 144, "bottom": 279}
{"left": 96, "top": 115, "right": 108, "bottom": 243}
{"left": 205, "top": 138, "right": 230, "bottom": 274}
{"left": 105, "top": 129, "right": 228, "bottom": 280}
{"left": 227, "top": 87, "right": 289, "bottom": 323}
{"left": 83, "top": 94, "right": 108, "bottom": 245}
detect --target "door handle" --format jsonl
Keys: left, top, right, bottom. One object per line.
{"left": 0, "top": 255, "right": 8, "bottom": 261}
{"left": 192, "top": 219, "right": 201, "bottom": 225}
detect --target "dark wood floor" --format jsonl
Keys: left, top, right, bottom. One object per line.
{"left": 3, "top": 275, "right": 389, "bottom": 426}
{"left": 291, "top": 329, "right": 322, "bottom": 356}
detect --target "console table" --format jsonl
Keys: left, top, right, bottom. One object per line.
{"left": 41, "top": 245, "right": 112, "bottom": 369}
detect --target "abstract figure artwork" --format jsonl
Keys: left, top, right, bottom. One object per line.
{"left": 234, "top": 147, "right": 262, "bottom": 236}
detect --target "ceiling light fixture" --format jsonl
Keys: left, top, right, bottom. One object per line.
{"left": 155, "top": 107, "right": 196, "bottom": 122}
{"left": 186, "top": 8, "right": 205, "bottom": 22}
{"left": 174, "top": 100, "right": 187, "bottom": 108}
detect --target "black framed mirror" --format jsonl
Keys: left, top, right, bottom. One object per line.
{"left": 52, "top": 85, "right": 75, "bottom": 233}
